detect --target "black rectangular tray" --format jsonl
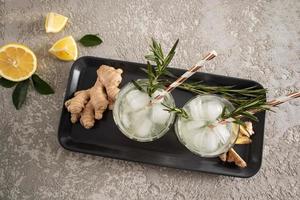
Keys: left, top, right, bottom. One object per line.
{"left": 58, "top": 56, "right": 266, "bottom": 178}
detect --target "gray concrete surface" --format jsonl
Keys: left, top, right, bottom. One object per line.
{"left": 1, "top": 0, "right": 300, "bottom": 199}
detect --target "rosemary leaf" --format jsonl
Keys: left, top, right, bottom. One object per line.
{"left": 144, "top": 38, "right": 179, "bottom": 97}
{"left": 220, "top": 96, "right": 269, "bottom": 122}
{"left": 232, "top": 118, "right": 246, "bottom": 126}
{"left": 131, "top": 80, "right": 145, "bottom": 92}
{"left": 162, "top": 103, "right": 188, "bottom": 119}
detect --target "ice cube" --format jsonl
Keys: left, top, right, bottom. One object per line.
{"left": 120, "top": 111, "right": 131, "bottom": 128}
{"left": 134, "top": 118, "right": 152, "bottom": 138}
{"left": 151, "top": 103, "right": 171, "bottom": 124}
{"left": 202, "top": 129, "right": 219, "bottom": 152}
{"left": 193, "top": 132, "right": 205, "bottom": 149}
{"left": 213, "top": 124, "right": 230, "bottom": 144}
{"left": 185, "top": 120, "right": 206, "bottom": 132}
{"left": 126, "top": 90, "right": 150, "bottom": 111}
{"left": 188, "top": 99, "right": 205, "bottom": 120}
{"left": 121, "top": 105, "right": 132, "bottom": 116}
{"left": 202, "top": 100, "right": 224, "bottom": 121}
{"left": 131, "top": 107, "right": 150, "bottom": 122}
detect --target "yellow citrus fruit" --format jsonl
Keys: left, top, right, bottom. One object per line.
{"left": 49, "top": 36, "right": 78, "bottom": 61}
{"left": 45, "top": 12, "right": 68, "bottom": 33}
{"left": 0, "top": 44, "right": 37, "bottom": 81}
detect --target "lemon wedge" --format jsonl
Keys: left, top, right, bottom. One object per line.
{"left": 49, "top": 36, "right": 78, "bottom": 61}
{"left": 45, "top": 12, "right": 68, "bottom": 33}
{"left": 0, "top": 44, "right": 37, "bottom": 81}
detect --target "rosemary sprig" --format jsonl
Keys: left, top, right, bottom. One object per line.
{"left": 131, "top": 80, "right": 145, "bottom": 92}
{"left": 220, "top": 96, "right": 271, "bottom": 125}
{"left": 162, "top": 103, "right": 189, "bottom": 119}
{"left": 144, "top": 38, "right": 179, "bottom": 96}
{"left": 158, "top": 74, "right": 267, "bottom": 106}
{"left": 178, "top": 82, "right": 267, "bottom": 107}
{"left": 180, "top": 82, "right": 266, "bottom": 97}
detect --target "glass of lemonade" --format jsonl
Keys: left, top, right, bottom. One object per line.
{"left": 113, "top": 79, "right": 175, "bottom": 142}
{"left": 175, "top": 95, "right": 239, "bottom": 157}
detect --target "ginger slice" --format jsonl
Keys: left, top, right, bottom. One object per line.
{"left": 97, "top": 65, "right": 123, "bottom": 110}
{"left": 219, "top": 122, "right": 254, "bottom": 167}
{"left": 239, "top": 121, "right": 254, "bottom": 137}
{"left": 245, "top": 121, "right": 254, "bottom": 135}
{"left": 239, "top": 125, "right": 250, "bottom": 137}
{"left": 235, "top": 135, "right": 252, "bottom": 144}
{"left": 227, "top": 148, "right": 247, "bottom": 168}
{"left": 219, "top": 153, "right": 227, "bottom": 162}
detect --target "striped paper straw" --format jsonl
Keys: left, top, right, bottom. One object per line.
{"left": 267, "top": 91, "right": 300, "bottom": 106}
{"left": 152, "top": 50, "right": 218, "bottom": 103}
{"left": 218, "top": 91, "right": 300, "bottom": 125}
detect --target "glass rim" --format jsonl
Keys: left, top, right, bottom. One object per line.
{"left": 175, "top": 94, "right": 240, "bottom": 157}
{"left": 113, "top": 79, "right": 176, "bottom": 142}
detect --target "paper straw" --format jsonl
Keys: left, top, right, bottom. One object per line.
{"left": 218, "top": 91, "right": 300, "bottom": 125}
{"left": 267, "top": 91, "right": 300, "bottom": 106}
{"left": 152, "top": 50, "right": 217, "bottom": 103}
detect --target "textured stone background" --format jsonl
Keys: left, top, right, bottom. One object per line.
{"left": 0, "top": 0, "right": 300, "bottom": 199}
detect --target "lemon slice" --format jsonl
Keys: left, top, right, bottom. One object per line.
{"left": 45, "top": 12, "right": 68, "bottom": 33}
{"left": 0, "top": 44, "right": 37, "bottom": 81}
{"left": 49, "top": 36, "right": 78, "bottom": 61}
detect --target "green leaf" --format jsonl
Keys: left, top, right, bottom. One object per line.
{"left": 168, "top": 39, "right": 179, "bottom": 55}
{"left": 240, "top": 111, "right": 258, "bottom": 121}
{"left": 147, "top": 61, "right": 155, "bottom": 80}
{"left": 161, "top": 103, "right": 189, "bottom": 119}
{"left": 31, "top": 74, "right": 54, "bottom": 95}
{"left": 132, "top": 80, "right": 145, "bottom": 92}
{"left": 220, "top": 106, "right": 228, "bottom": 118}
{"left": 0, "top": 78, "right": 17, "bottom": 88}
{"left": 140, "top": 67, "right": 148, "bottom": 74}
{"left": 164, "top": 70, "right": 177, "bottom": 79}
{"left": 12, "top": 79, "right": 30, "bottom": 109}
{"left": 232, "top": 118, "right": 246, "bottom": 126}
{"left": 145, "top": 39, "right": 180, "bottom": 97}
{"left": 79, "top": 34, "right": 103, "bottom": 47}
{"left": 145, "top": 54, "right": 157, "bottom": 62}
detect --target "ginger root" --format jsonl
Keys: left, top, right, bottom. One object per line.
{"left": 65, "top": 78, "right": 109, "bottom": 129}
{"left": 219, "top": 148, "right": 247, "bottom": 168}
{"left": 97, "top": 65, "right": 123, "bottom": 110}
{"left": 65, "top": 65, "right": 123, "bottom": 129}
{"left": 219, "top": 122, "right": 254, "bottom": 168}
{"left": 236, "top": 121, "right": 254, "bottom": 144}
